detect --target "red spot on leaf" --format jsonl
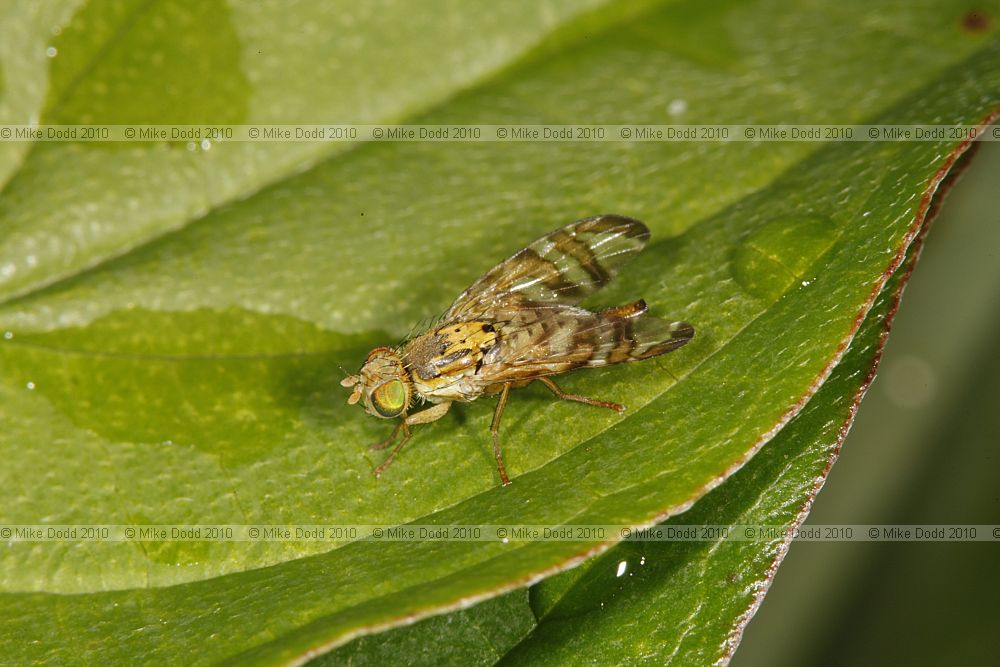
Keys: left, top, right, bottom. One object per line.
{"left": 961, "top": 9, "right": 991, "bottom": 32}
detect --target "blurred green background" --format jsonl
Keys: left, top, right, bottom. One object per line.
{"left": 736, "top": 141, "right": 1000, "bottom": 666}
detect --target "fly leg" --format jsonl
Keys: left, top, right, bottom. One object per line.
{"left": 370, "top": 421, "right": 405, "bottom": 450}
{"left": 490, "top": 383, "right": 513, "bottom": 487}
{"left": 373, "top": 402, "right": 452, "bottom": 478}
{"left": 536, "top": 377, "right": 625, "bottom": 414}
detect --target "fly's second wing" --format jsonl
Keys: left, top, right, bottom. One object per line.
{"left": 477, "top": 301, "right": 694, "bottom": 384}
{"left": 444, "top": 215, "right": 650, "bottom": 320}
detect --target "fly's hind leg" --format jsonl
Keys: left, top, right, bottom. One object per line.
{"left": 373, "top": 402, "right": 452, "bottom": 478}
{"left": 536, "top": 377, "right": 625, "bottom": 414}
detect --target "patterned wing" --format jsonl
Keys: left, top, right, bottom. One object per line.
{"left": 444, "top": 215, "right": 650, "bottom": 319}
{"left": 477, "top": 300, "right": 694, "bottom": 383}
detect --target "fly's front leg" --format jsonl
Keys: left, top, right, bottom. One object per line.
{"left": 536, "top": 377, "right": 625, "bottom": 414}
{"left": 373, "top": 402, "right": 452, "bottom": 478}
{"left": 370, "top": 421, "right": 405, "bottom": 450}
{"left": 490, "top": 383, "right": 512, "bottom": 487}
{"left": 372, "top": 421, "right": 410, "bottom": 477}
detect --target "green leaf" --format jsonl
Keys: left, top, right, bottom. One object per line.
{"left": 498, "top": 239, "right": 915, "bottom": 666}
{"left": 0, "top": 0, "right": 610, "bottom": 300}
{"left": 319, "top": 214, "right": 916, "bottom": 667}
{"left": 314, "top": 591, "right": 536, "bottom": 667}
{"left": 1, "top": 1, "right": 999, "bottom": 665}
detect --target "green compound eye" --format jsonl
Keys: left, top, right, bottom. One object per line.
{"left": 371, "top": 380, "right": 407, "bottom": 417}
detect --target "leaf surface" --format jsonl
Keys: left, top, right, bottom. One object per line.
{"left": 1, "top": 1, "right": 998, "bottom": 664}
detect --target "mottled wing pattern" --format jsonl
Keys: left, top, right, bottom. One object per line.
{"left": 445, "top": 215, "right": 650, "bottom": 319}
{"left": 478, "top": 300, "right": 694, "bottom": 383}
